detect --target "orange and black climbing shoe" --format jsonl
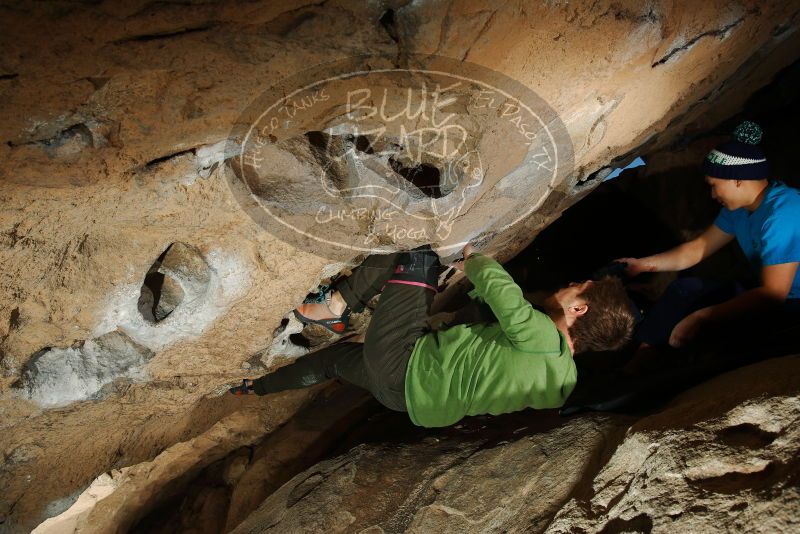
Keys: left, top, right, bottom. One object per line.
{"left": 229, "top": 379, "right": 254, "bottom": 396}
{"left": 293, "top": 284, "right": 351, "bottom": 335}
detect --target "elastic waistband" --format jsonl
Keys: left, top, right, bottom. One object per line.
{"left": 385, "top": 279, "right": 438, "bottom": 292}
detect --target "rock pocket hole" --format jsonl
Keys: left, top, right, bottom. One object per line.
{"left": 598, "top": 513, "right": 653, "bottom": 534}
{"left": 571, "top": 166, "right": 612, "bottom": 195}
{"left": 137, "top": 242, "right": 211, "bottom": 324}
{"left": 388, "top": 157, "right": 443, "bottom": 198}
{"left": 289, "top": 333, "right": 311, "bottom": 348}
{"left": 718, "top": 423, "right": 779, "bottom": 449}
{"left": 688, "top": 462, "right": 778, "bottom": 495}
{"left": 138, "top": 247, "right": 183, "bottom": 323}
{"left": 305, "top": 130, "right": 330, "bottom": 154}
{"left": 347, "top": 134, "right": 376, "bottom": 155}
{"left": 379, "top": 9, "right": 399, "bottom": 43}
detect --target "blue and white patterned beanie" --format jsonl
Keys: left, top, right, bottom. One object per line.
{"left": 702, "top": 121, "right": 769, "bottom": 180}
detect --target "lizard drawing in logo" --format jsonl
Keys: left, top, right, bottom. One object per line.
{"left": 314, "top": 125, "right": 485, "bottom": 242}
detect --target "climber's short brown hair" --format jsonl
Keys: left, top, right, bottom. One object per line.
{"left": 568, "top": 276, "right": 636, "bottom": 354}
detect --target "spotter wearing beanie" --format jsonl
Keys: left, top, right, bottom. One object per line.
{"left": 702, "top": 121, "right": 769, "bottom": 180}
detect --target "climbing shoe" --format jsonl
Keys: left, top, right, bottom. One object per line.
{"left": 294, "top": 284, "right": 351, "bottom": 335}
{"left": 229, "top": 379, "right": 254, "bottom": 396}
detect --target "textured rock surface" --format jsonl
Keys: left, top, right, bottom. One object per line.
{"left": 230, "top": 416, "right": 622, "bottom": 533}
{"left": 31, "top": 408, "right": 273, "bottom": 534}
{"left": 16, "top": 330, "right": 153, "bottom": 408}
{"left": 228, "top": 355, "right": 800, "bottom": 533}
{"left": 2, "top": 0, "right": 800, "bottom": 531}
{"left": 31, "top": 384, "right": 379, "bottom": 534}
{"left": 546, "top": 355, "right": 800, "bottom": 533}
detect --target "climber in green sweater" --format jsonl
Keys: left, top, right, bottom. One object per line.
{"left": 230, "top": 244, "right": 636, "bottom": 427}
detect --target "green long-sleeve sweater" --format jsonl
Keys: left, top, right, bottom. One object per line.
{"left": 404, "top": 253, "right": 577, "bottom": 427}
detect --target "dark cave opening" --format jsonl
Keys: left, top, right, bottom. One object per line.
{"left": 507, "top": 55, "right": 800, "bottom": 295}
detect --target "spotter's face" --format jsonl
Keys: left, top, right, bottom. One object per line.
{"left": 706, "top": 176, "right": 744, "bottom": 210}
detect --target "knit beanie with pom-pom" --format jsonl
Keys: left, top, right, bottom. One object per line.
{"left": 703, "top": 121, "right": 769, "bottom": 180}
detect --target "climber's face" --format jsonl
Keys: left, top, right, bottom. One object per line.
{"left": 553, "top": 280, "right": 592, "bottom": 305}
{"left": 549, "top": 280, "right": 592, "bottom": 322}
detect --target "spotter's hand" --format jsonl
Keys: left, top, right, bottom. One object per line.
{"left": 614, "top": 257, "right": 656, "bottom": 277}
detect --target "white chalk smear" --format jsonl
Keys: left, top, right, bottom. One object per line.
{"left": 93, "top": 249, "right": 250, "bottom": 352}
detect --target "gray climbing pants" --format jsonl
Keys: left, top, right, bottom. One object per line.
{"left": 251, "top": 249, "right": 439, "bottom": 412}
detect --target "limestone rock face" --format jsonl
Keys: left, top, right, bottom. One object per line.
{"left": 545, "top": 356, "right": 800, "bottom": 533}
{"left": 2, "top": 0, "right": 800, "bottom": 531}
{"left": 230, "top": 356, "right": 800, "bottom": 533}
{"left": 231, "top": 416, "right": 624, "bottom": 534}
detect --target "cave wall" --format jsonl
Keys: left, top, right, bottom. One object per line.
{"left": 2, "top": 0, "right": 800, "bottom": 531}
